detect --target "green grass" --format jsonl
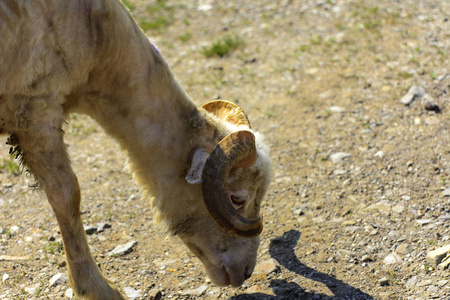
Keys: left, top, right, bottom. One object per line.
{"left": 202, "top": 34, "right": 244, "bottom": 58}
{"left": 178, "top": 31, "right": 192, "bottom": 43}
{"left": 0, "top": 156, "right": 19, "bottom": 175}
{"left": 138, "top": 0, "right": 175, "bottom": 34}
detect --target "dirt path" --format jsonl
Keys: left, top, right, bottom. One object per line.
{"left": 1, "top": 0, "right": 450, "bottom": 299}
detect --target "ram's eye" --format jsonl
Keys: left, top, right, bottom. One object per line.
{"left": 230, "top": 195, "right": 247, "bottom": 207}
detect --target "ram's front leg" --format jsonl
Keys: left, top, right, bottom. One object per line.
{"left": 17, "top": 120, "right": 123, "bottom": 299}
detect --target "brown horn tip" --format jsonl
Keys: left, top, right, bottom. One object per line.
{"left": 201, "top": 130, "right": 262, "bottom": 237}
{"left": 201, "top": 100, "right": 251, "bottom": 129}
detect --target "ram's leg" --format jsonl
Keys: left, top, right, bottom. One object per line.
{"left": 17, "top": 122, "right": 123, "bottom": 299}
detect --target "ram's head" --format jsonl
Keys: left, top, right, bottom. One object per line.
{"left": 181, "top": 100, "right": 272, "bottom": 287}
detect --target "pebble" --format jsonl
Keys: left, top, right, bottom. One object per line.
{"left": 64, "top": 288, "right": 74, "bottom": 299}
{"left": 96, "top": 222, "right": 111, "bottom": 233}
{"left": 406, "top": 276, "right": 419, "bottom": 288}
{"left": 366, "top": 200, "right": 391, "bottom": 215}
{"left": 24, "top": 283, "right": 40, "bottom": 295}
{"left": 183, "top": 284, "right": 208, "bottom": 297}
{"left": 2, "top": 274, "right": 9, "bottom": 282}
{"left": 427, "top": 244, "right": 450, "bottom": 265}
{"left": 329, "top": 106, "right": 345, "bottom": 113}
{"left": 147, "top": 288, "right": 162, "bottom": 300}
{"left": 49, "top": 273, "right": 68, "bottom": 287}
{"left": 378, "top": 277, "right": 389, "bottom": 286}
{"left": 442, "top": 188, "right": 450, "bottom": 197}
{"left": 361, "top": 255, "right": 372, "bottom": 262}
{"left": 108, "top": 240, "right": 137, "bottom": 256}
{"left": 396, "top": 243, "right": 412, "bottom": 255}
{"left": 384, "top": 253, "right": 402, "bottom": 265}
{"left": 9, "top": 226, "right": 19, "bottom": 234}
{"left": 374, "top": 151, "right": 384, "bottom": 158}
{"left": 416, "top": 219, "right": 433, "bottom": 225}
{"left": 400, "top": 85, "right": 426, "bottom": 105}
{"left": 422, "top": 94, "right": 439, "bottom": 112}
{"left": 330, "top": 152, "right": 352, "bottom": 164}
{"left": 123, "top": 286, "right": 143, "bottom": 299}
{"left": 254, "top": 258, "right": 279, "bottom": 274}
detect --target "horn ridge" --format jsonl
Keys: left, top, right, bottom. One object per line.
{"left": 201, "top": 130, "right": 262, "bottom": 237}
{"left": 201, "top": 100, "right": 251, "bottom": 129}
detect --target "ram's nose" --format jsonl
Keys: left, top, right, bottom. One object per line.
{"left": 222, "top": 261, "right": 256, "bottom": 287}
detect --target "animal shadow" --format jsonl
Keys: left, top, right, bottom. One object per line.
{"left": 230, "top": 230, "right": 374, "bottom": 300}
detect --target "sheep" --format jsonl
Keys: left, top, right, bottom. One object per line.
{"left": 0, "top": 0, "right": 272, "bottom": 299}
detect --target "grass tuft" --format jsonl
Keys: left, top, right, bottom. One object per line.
{"left": 202, "top": 34, "right": 244, "bottom": 58}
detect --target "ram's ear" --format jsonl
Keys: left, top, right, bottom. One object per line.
{"left": 186, "top": 149, "right": 209, "bottom": 184}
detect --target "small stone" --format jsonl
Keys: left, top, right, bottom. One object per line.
{"left": 49, "top": 273, "right": 68, "bottom": 287}
{"left": 366, "top": 200, "right": 391, "bottom": 215}
{"left": 329, "top": 106, "right": 345, "bottom": 113}
{"left": 83, "top": 225, "right": 97, "bottom": 235}
{"left": 254, "top": 258, "right": 279, "bottom": 274}
{"left": 2, "top": 274, "right": 9, "bottom": 282}
{"left": 374, "top": 151, "right": 384, "bottom": 158}
{"left": 361, "top": 255, "right": 372, "bottom": 262}
{"left": 396, "top": 244, "right": 412, "bottom": 255}
{"left": 147, "top": 288, "right": 162, "bottom": 300}
{"left": 406, "top": 276, "right": 418, "bottom": 288}
{"left": 96, "top": 222, "right": 111, "bottom": 233}
{"left": 108, "top": 240, "right": 137, "bottom": 256}
{"left": 330, "top": 152, "right": 352, "bottom": 164}
{"left": 24, "top": 283, "right": 40, "bottom": 295}
{"left": 378, "top": 277, "right": 389, "bottom": 286}
{"left": 9, "top": 226, "right": 19, "bottom": 234}
{"left": 384, "top": 253, "right": 402, "bottom": 265}
{"left": 183, "top": 284, "right": 208, "bottom": 297}
{"left": 443, "top": 188, "right": 450, "bottom": 197}
{"left": 25, "top": 236, "right": 33, "bottom": 243}
{"left": 422, "top": 94, "right": 440, "bottom": 112}
{"left": 400, "top": 85, "right": 426, "bottom": 105}
{"left": 153, "top": 258, "right": 176, "bottom": 269}
{"left": 123, "top": 287, "right": 143, "bottom": 299}
{"left": 392, "top": 204, "right": 404, "bottom": 214}
{"left": 343, "top": 220, "right": 357, "bottom": 226}
{"left": 416, "top": 219, "right": 433, "bottom": 225}
{"left": 64, "top": 288, "right": 74, "bottom": 299}
{"left": 427, "top": 244, "right": 450, "bottom": 265}
{"left": 438, "top": 256, "right": 450, "bottom": 270}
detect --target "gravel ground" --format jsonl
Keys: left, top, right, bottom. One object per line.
{"left": 1, "top": 0, "right": 450, "bottom": 299}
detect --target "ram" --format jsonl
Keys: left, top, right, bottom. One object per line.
{"left": 0, "top": 0, "right": 271, "bottom": 299}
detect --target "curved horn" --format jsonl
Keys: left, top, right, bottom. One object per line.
{"left": 201, "top": 130, "right": 262, "bottom": 237}
{"left": 201, "top": 100, "right": 251, "bottom": 129}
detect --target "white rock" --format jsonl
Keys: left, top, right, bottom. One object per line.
{"left": 183, "top": 284, "right": 208, "bottom": 296}
{"left": 400, "top": 85, "right": 426, "bottom": 105}
{"left": 384, "top": 252, "right": 402, "bottom": 264}
{"left": 2, "top": 273, "right": 9, "bottom": 282}
{"left": 64, "top": 288, "right": 74, "bottom": 299}
{"left": 416, "top": 219, "right": 433, "bottom": 225}
{"left": 374, "top": 151, "right": 384, "bottom": 158}
{"left": 330, "top": 152, "right": 352, "bottom": 164}
{"left": 24, "top": 283, "right": 40, "bottom": 295}
{"left": 108, "top": 240, "right": 137, "bottom": 256}
{"left": 422, "top": 93, "right": 439, "bottom": 111}
{"left": 329, "top": 106, "right": 345, "bottom": 113}
{"left": 9, "top": 226, "right": 19, "bottom": 234}
{"left": 426, "top": 244, "right": 450, "bottom": 265}
{"left": 443, "top": 188, "right": 450, "bottom": 197}
{"left": 49, "top": 273, "right": 68, "bottom": 287}
{"left": 123, "top": 286, "right": 143, "bottom": 299}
